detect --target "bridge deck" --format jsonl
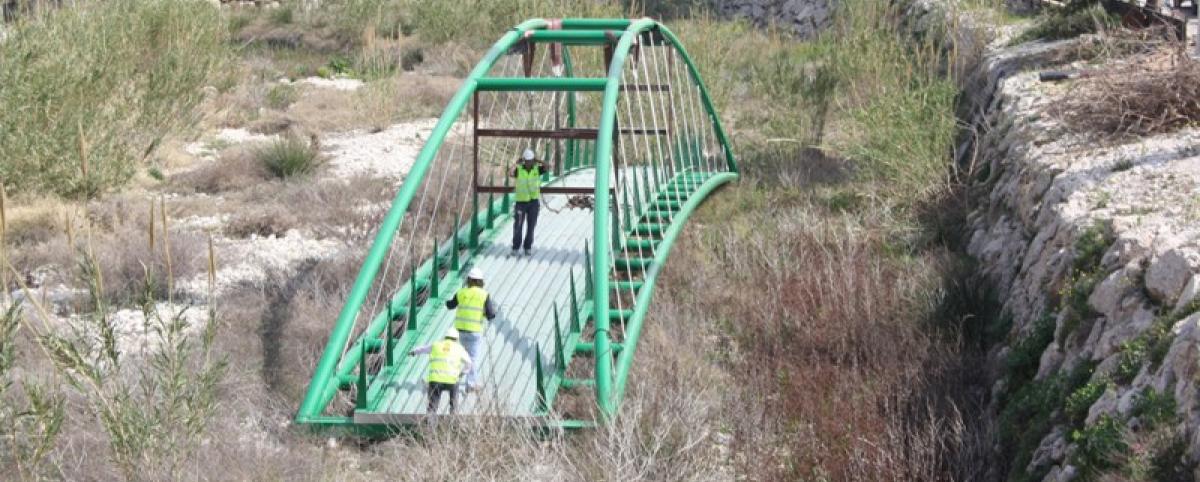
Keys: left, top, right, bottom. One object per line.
{"left": 354, "top": 169, "right": 601, "bottom": 423}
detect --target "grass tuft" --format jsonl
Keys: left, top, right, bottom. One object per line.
{"left": 257, "top": 136, "right": 322, "bottom": 179}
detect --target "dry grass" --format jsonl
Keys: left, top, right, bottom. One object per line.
{"left": 172, "top": 146, "right": 271, "bottom": 195}
{"left": 647, "top": 165, "right": 995, "bottom": 481}
{"left": 9, "top": 199, "right": 207, "bottom": 306}
{"left": 1054, "top": 45, "right": 1200, "bottom": 137}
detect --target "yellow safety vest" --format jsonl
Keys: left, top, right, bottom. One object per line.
{"left": 515, "top": 166, "right": 541, "bottom": 203}
{"left": 454, "top": 286, "right": 488, "bottom": 333}
{"left": 426, "top": 340, "right": 467, "bottom": 384}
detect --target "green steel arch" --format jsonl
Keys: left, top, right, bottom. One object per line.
{"left": 296, "top": 17, "right": 738, "bottom": 432}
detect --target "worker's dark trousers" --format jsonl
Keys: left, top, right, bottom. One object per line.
{"left": 512, "top": 200, "right": 540, "bottom": 251}
{"left": 427, "top": 382, "right": 459, "bottom": 414}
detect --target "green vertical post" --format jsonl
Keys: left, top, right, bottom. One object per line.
{"left": 651, "top": 160, "right": 662, "bottom": 192}
{"left": 430, "top": 241, "right": 440, "bottom": 299}
{"left": 535, "top": 343, "right": 547, "bottom": 411}
{"left": 486, "top": 175, "right": 496, "bottom": 229}
{"left": 583, "top": 242, "right": 593, "bottom": 297}
{"left": 564, "top": 46, "right": 577, "bottom": 172}
{"left": 450, "top": 216, "right": 461, "bottom": 271}
{"left": 407, "top": 260, "right": 418, "bottom": 331}
{"left": 631, "top": 167, "right": 644, "bottom": 216}
{"left": 355, "top": 343, "right": 368, "bottom": 410}
{"left": 553, "top": 304, "right": 565, "bottom": 372}
{"left": 569, "top": 273, "right": 580, "bottom": 333}
{"left": 641, "top": 166, "right": 652, "bottom": 208}
{"left": 622, "top": 188, "right": 632, "bottom": 227}
{"left": 502, "top": 175, "right": 511, "bottom": 214}
{"left": 470, "top": 191, "right": 480, "bottom": 249}
{"left": 385, "top": 316, "right": 394, "bottom": 367}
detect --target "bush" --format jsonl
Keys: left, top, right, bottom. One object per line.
{"left": 1130, "top": 388, "right": 1177, "bottom": 431}
{"left": 0, "top": 0, "right": 231, "bottom": 198}
{"left": 1114, "top": 337, "right": 1148, "bottom": 385}
{"left": 257, "top": 136, "right": 322, "bottom": 178}
{"left": 1071, "top": 415, "right": 1129, "bottom": 478}
{"left": 1073, "top": 224, "right": 1112, "bottom": 273}
{"left": 1066, "top": 379, "right": 1108, "bottom": 427}
{"left": 1015, "top": 2, "right": 1119, "bottom": 43}
{"left": 999, "top": 375, "right": 1066, "bottom": 482}
{"left": 1006, "top": 313, "right": 1056, "bottom": 390}
{"left": 265, "top": 84, "right": 298, "bottom": 110}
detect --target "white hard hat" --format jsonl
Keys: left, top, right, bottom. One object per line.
{"left": 467, "top": 268, "right": 484, "bottom": 280}
{"left": 522, "top": 148, "right": 535, "bottom": 161}
{"left": 445, "top": 327, "right": 460, "bottom": 339}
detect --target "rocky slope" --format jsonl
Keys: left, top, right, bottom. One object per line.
{"left": 714, "top": 0, "right": 833, "bottom": 39}
{"left": 937, "top": 4, "right": 1200, "bottom": 480}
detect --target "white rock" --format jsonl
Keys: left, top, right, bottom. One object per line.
{"left": 297, "top": 76, "right": 365, "bottom": 91}
{"left": 1146, "top": 248, "right": 1200, "bottom": 305}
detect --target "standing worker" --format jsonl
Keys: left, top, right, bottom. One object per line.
{"left": 445, "top": 268, "right": 496, "bottom": 391}
{"left": 511, "top": 148, "right": 546, "bottom": 257}
{"left": 408, "top": 327, "right": 472, "bottom": 414}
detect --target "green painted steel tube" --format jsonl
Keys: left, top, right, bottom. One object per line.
{"left": 475, "top": 77, "right": 607, "bottom": 91}
{"left": 590, "top": 17, "right": 658, "bottom": 418}
{"left": 564, "top": 47, "right": 577, "bottom": 169}
{"left": 611, "top": 173, "right": 737, "bottom": 409}
{"left": 527, "top": 30, "right": 618, "bottom": 44}
{"left": 296, "top": 18, "right": 550, "bottom": 423}
{"left": 655, "top": 25, "right": 739, "bottom": 174}
{"left": 559, "top": 18, "right": 634, "bottom": 30}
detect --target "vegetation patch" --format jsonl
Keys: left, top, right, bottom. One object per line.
{"left": 1013, "top": 1, "right": 1119, "bottom": 44}
{"left": 0, "top": 0, "right": 231, "bottom": 198}
{"left": 1071, "top": 414, "right": 1130, "bottom": 478}
{"left": 1005, "top": 312, "right": 1056, "bottom": 392}
{"left": 256, "top": 136, "right": 323, "bottom": 179}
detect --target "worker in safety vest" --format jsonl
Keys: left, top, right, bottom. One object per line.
{"left": 444, "top": 267, "right": 496, "bottom": 390}
{"left": 510, "top": 148, "right": 547, "bottom": 257}
{"left": 408, "top": 327, "right": 472, "bottom": 414}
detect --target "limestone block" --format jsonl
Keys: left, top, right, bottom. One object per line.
{"left": 1146, "top": 248, "right": 1200, "bottom": 305}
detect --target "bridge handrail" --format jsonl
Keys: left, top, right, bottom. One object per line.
{"left": 296, "top": 18, "right": 552, "bottom": 423}
{"left": 590, "top": 19, "right": 738, "bottom": 417}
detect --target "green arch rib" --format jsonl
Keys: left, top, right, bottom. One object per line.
{"left": 295, "top": 18, "right": 738, "bottom": 427}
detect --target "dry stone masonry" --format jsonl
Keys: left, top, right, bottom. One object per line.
{"left": 919, "top": 0, "right": 1200, "bottom": 478}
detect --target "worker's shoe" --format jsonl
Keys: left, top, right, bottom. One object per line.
{"left": 524, "top": 249, "right": 532, "bottom": 257}
{"left": 510, "top": 248, "right": 518, "bottom": 257}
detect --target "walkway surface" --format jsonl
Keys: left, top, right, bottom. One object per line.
{"left": 354, "top": 169, "right": 600, "bottom": 423}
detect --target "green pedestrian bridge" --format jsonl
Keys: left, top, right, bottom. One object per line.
{"left": 295, "top": 18, "right": 738, "bottom": 433}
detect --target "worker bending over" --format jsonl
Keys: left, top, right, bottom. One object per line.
{"left": 408, "top": 327, "right": 472, "bottom": 414}
{"left": 511, "top": 148, "right": 546, "bottom": 257}
{"left": 445, "top": 268, "right": 496, "bottom": 390}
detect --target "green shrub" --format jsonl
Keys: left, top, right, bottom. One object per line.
{"left": 1130, "top": 388, "right": 1177, "bottom": 431}
{"left": 1071, "top": 415, "right": 1129, "bottom": 478}
{"left": 1006, "top": 313, "right": 1056, "bottom": 390}
{"left": 1114, "top": 338, "right": 1148, "bottom": 385}
{"left": 1014, "top": 2, "right": 1120, "bottom": 44}
{"left": 1147, "top": 433, "right": 1192, "bottom": 482}
{"left": 270, "top": 3, "right": 295, "bottom": 25}
{"left": 1073, "top": 224, "right": 1112, "bottom": 273}
{"left": 257, "top": 136, "right": 322, "bottom": 178}
{"left": 1065, "top": 379, "right": 1108, "bottom": 427}
{"left": 265, "top": 84, "right": 298, "bottom": 110}
{"left": 0, "top": 0, "right": 231, "bottom": 198}
{"left": 1000, "top": 374, "right": 1066, "bottom": 482}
